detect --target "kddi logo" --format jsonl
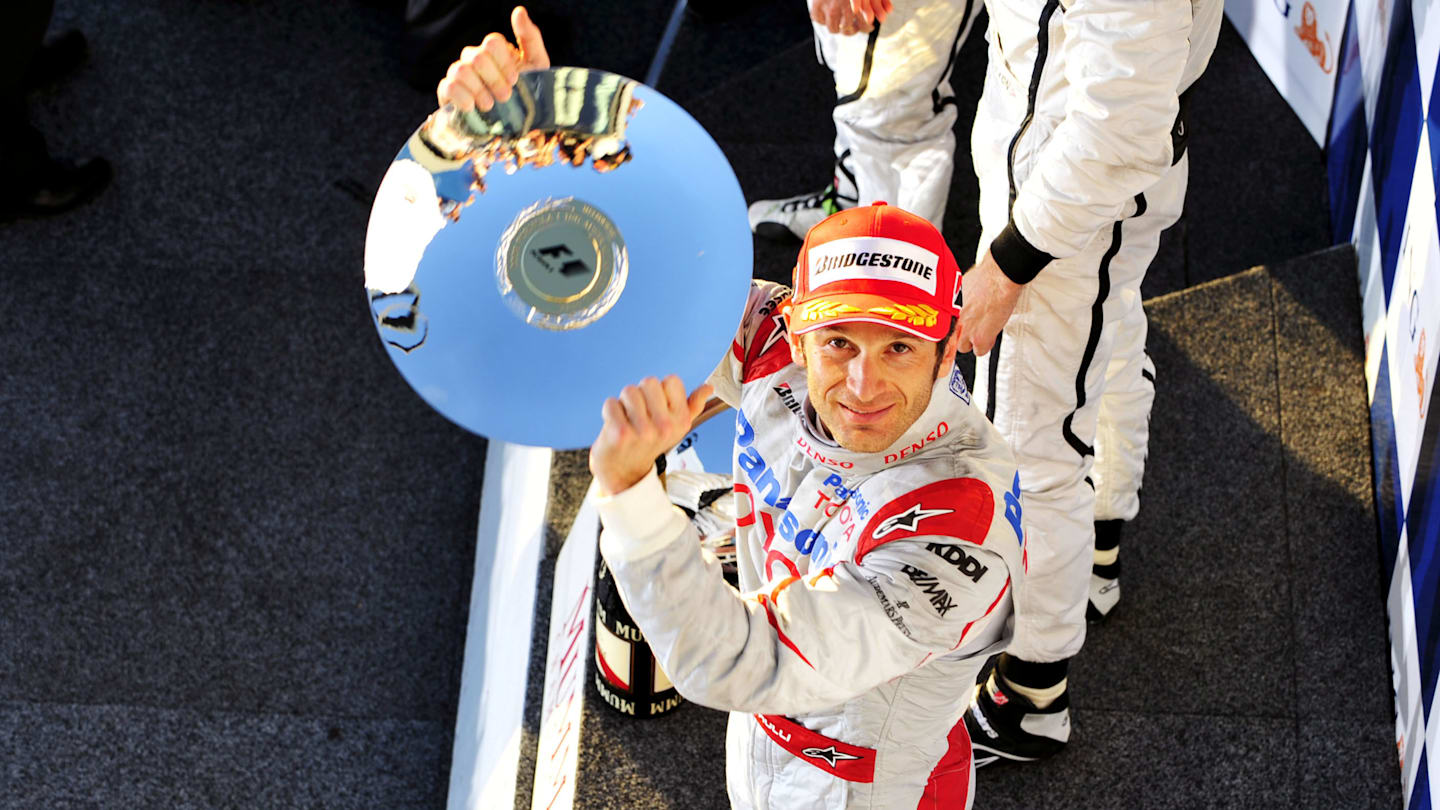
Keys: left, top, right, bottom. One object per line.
{"left": 926, "top": 542, "right": 988, "bottom": 583}
{"left": 529, "top": 242, "right": 591, "bottom": 277}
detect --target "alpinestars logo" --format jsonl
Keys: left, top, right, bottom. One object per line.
{"left": 872, "top": 504, "right": 953, "bottom": 538}
{"left": 803, "top": 746, "right": 863, "bottom": 766}
{"left": 758, "top": 312, "right": 788, "bottom": 356}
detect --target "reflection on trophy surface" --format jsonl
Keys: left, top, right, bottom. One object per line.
{"left": 364, "top": 68, "right": 641, "bottom": 300}
{"left": 369, "top": 286, "right": 429, "bottom": 353}
{"left": 413, "top": 67, "right": 639, "bottom": 198}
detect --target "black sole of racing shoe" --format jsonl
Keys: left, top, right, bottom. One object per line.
{"left": 1086, "top": 601, "right": 1116, "bottom": 623}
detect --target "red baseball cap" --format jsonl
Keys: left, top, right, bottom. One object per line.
{"left": 786, "top": 202, "right": 962, "bottom": 342}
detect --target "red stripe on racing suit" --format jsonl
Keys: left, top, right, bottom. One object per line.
{"left": 755, "top": 713, "right": 875, "bottom": 783}
{"left": 755, "top": 710, "right": 976, "bottom": 808}
{"left": 917, "top": 713, "right": 973, "bottom": 809}
{"left": 955, "top": 577, "right": 1011, "bottom": 651}
{"left": 753, "top": 592, "right": 816, "bottom": 670}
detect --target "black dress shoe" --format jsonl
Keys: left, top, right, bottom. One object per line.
{"left": 0, "top": 157, "right": 112, "bottom": 222}
{"left": 25, "top": 30, "right": 90, "bottom": 92}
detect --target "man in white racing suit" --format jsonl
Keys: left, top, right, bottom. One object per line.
{"left": 435, "top": 15, "right": 1026, "bottom": 804}
{"left": 747, "top": 0, "right": 984, "bottom": 240}
{"left": 954, "top": 0, "right": 1223, "bottom": 766}
{"left": 588, "top": 202, "right": 1027, "bottom": 809}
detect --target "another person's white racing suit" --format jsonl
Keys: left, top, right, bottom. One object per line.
{"left": 819, "top": 0, "right": 984, "bottom": 224}
{"left": 971, "top": 0, "right": 1221, "bottom": 663}
{"left": 749, "top": 0, "right": 984, "bottom": 237}
{"left": 597, "top": 281, "right": 1026, "bottom": 809}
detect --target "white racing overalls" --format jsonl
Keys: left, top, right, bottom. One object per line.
{"left": 811, "top": 0, "right": 985, "bottom": 224}
{"left": 971, "top": 0, "right": 1222, "bottom": 661}
{"left": 598, "top": 281, "right": 1026, "bottom": 808}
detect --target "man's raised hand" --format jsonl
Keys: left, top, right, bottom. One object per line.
{"left": 435, "top": 6, "right": 551, "bottom": 112}
{"left": 590, "top": 376, "right": 714, "bottom": 497}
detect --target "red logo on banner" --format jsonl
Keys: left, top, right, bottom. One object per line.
{"left": 1294, "top": 2, "right": 1334, "bottom": 74}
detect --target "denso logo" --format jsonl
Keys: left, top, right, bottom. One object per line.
{"left": 884, "top": 421, "right": 949, "bottom": 464}
{"left": 797, "top": 436, "right": 854, "bottom": 469}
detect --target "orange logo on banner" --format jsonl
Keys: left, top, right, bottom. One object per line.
{"left": 1295, "top": 2, "right": 1334, "bottom": 73}
{"left": 1416, "top": 331, "right": 1427, "bottom": 418}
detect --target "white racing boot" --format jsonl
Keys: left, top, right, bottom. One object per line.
{"left": 747, "top": 163, "right": 859, "bottom": 241}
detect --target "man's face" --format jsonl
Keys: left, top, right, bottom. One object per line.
{"left": 787, "top": 320, "right": 957, "bottom": 453}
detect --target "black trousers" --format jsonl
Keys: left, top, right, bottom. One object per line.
{"left": 1, "top": 0, "right": 54, "bottom": 184}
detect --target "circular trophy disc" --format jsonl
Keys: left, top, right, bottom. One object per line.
{"left": 363, "top": 68, "right": 752, "bottom": 449}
